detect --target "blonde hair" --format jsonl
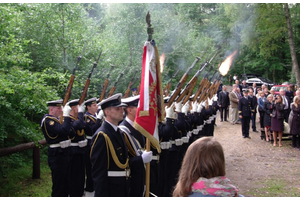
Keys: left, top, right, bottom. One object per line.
{"left": 292, "top": 96, "right": 300, "bottom": 108}
{"left": 267, "top": 94, "right": 273, "bottom": 100}
{"left": 172, "top": 137, "right": 225, "bottom": 197}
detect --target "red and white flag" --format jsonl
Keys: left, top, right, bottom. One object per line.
{"left": 134, "top": 41, "right": 164, "bottom": 153}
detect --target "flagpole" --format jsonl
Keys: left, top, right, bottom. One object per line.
{"left": 144, "top": 11, "right": 153, "bottom": 198}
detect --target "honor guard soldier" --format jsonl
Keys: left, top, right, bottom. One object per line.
{"left": 119, "top": 95, "right": 153, "bottom": 197}
{"left": 41, "top": 99, "right": 72, "bottom": 197}
{"left": 90, "top": 93, "right": 131, "bottom": 197}
{"left": 158, "top": 98, "right": 180, "bottom": 197}
{"left": 66, "top": 99, "right": 87, "bottom": 197}
{"left": 83, "top": 97, "right": 103, "bottom": 196}
{"left": 238, "top": 90, "right": 254, "bottom": 138}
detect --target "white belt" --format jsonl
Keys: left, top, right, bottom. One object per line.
{"left": 71, "top": 139, "right": 88, "bottom": 148}
{"left": 170, "top": 140, "right": 175, "bottom": 145}
{"left": 86, "top": 136, "right": 93, "bottom": 140}
{"left": 152, "top": 155, "right": 159, "bottom": 160}
{"left": 49, "top": 139, "right": 71, "bottom": 148}
{"left": 107, "top": 169, "right": 130, "bottom": 177}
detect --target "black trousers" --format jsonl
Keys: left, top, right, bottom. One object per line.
{"left": 251, "top": 112, "right": 257, "bottom": 131}
{"left": 259, "top": 110, "right": 264, "bottom": 129}
{"left": 48, "top": 148, "right": 70, "bottom": 197}
{"left": 69, "top": 152, "right": 85, "bottom": 197}
{"left": 84, "top": 144, "right": 93, "bottom": 192}
{"left": 283, "top": 109, "right": 290, "bottom": 123}
{"left": 220, "top": 107, "right": 228, "bottom": 121}
{"left": 241, "top": 116, "right": 251, "bottom": 137}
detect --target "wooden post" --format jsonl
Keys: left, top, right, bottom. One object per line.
{"left": 32, "top": 146, "right": 40, "bottom": 179}
{"left": 145, "top": 138, "right": 150, "bottom": 197}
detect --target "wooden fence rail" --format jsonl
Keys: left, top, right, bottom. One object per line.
{"left": 0, "top": 139, "right": 47, "bottom": 179}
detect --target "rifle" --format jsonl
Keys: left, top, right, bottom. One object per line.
{"left": 166, "top": 51, "right": 207, "bottom": 108}
{"left": 178, "top": 50, "right": 219, "bottom": 105}
{"left": 197, "top": 71, "right": 217, "bottom": 103}
{"left": 163, "top": 70, "right": 179, "bottom": 97}
{"left": 123, "top": 69, "right": 138, "bottom": 98}
{"left": 192, "top": 65, "right": 214, "bottom": 103}
{"left": 73, "top": 51, "right": 102, "bottom": 119}
{"left": 107, "top": 72, "right": 124, "bottom": 98}
{"left": 99, "top": 64, "right": 115, "bottom": 102}
{"left": 59, "top": 43, "right": 86, "bottom": 123}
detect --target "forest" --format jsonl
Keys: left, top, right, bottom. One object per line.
{"left": 1, "top": 3, "right": 300, "bottom": 179}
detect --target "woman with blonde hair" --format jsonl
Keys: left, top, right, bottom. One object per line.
{"left": 172, "top": 137, "right": 240, "bottom": 197}
{"left": 290, "top": 96, "right": 300, "bottom": 149}
{"left": 263, "top": 94, "right": 274, "bottom": 141}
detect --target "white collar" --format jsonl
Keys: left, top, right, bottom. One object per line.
{"left": 105, "top": 119, "right": 118, "bottom": 132}
{"left": 125, "top": 116, "right": 134, "bottom": 127}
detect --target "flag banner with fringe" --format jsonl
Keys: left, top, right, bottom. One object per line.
{"left": 133, "top": 40, "right": 164, "bottom": 153}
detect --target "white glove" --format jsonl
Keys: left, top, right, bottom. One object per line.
{"left": 202, "top": 100, "right": 207, "bottom": 107}
{"left": 208, "top": 97, "right": 213, "bottom": 106}
{"left": 182, "top": 101, "right": 190, "bottom": 115}
{"left": 142, "top": 151, "right": 152, "bottom": 163}
{"left": 165, "top": 103, "right": 175, "bottom": 119}
{"left": 191, "top": 101, "right": 198, "bottom": 113}
{"left": 63, "top": 103, "right": 71, "bottom": 117}
{"left": 175, "top": 101, "right": 182, "bottom": 113}
{"left": 213, "top": 94, "right": 218, "bottom": 102}
{"left": 197, "top": 103, "right": 204, "bottom": 113}
{"left": 96, "top": 109, "right": 104, "bottom": 120}
{"left": 78, "top": 103, "right": 85, "bottom": 113}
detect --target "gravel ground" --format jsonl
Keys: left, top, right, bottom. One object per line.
{"left": 213, "top": 107, "right": 300, "bottom": 197}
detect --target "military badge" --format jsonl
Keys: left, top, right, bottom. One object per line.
{"left": 49, "top": 120, "right": 55, "bottom": 126}
{"left": 87, "top": 119, "right": 90, "bottom": 123}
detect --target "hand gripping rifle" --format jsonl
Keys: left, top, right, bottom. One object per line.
{"left": 107, "top": 72, "right": 124, "bottom": 98}
{"left": 59, "top": 43, "right": 86, "bottom": 123}
{"left": 179, "top": 50, "right": 219, "bottom": 105}
{"left": 163, "top": 70, "right": 179, "bottom": 97}
{"left": 192, "top": 64, "right": 214, "bottom": 103}
{"left": 123, "top": 69, "right": 138, "bottom": 98}
{"left": 74, "top": 50, "right": 102, "bottom": 119}
{"left": 166, "top": 51, "right": 206, "bottom": 108}
{"left": 99, "top": 64, "right": 115, "bottom": 102}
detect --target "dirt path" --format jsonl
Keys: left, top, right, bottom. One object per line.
{"left": 213, "top": 108, "right": 300, "bottom": 197}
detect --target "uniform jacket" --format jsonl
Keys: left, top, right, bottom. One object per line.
{"left": 90, "top": 120, "right": 130, "bottom": 197}
{"left": 67, "top": 113, "right": 86, "bottom": 155}
{"left": 84, "top": 112, "right": 102, "bottom": 137}
{"left": 229, "top": 91, "right": 239, "bottom": 108}
{"left": 238, "top": 96, "right": 253, "bottom": 117}
{"left": 118, "top": 119, "right": 145, "bottom": 197}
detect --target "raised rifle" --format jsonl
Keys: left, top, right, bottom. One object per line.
{"left": 163, "top": 70, "right": 179, "bottom": 97}
{"left": 59, "top": 43, "right": 86, "bottom": 123}
{"left": 99, "top": 64, "right": 115, "bottom": 102}
{"left": 166, "top": 50, "right": 207, "bottom": 108}
{"left": 107, "top": 72, "right": 124, "bottom": 98}
{"left": 74, "top": 50, "right": 102, "bottom": 119}
{"left": 178, "top": 50, "right": 219, "bottom": 105}
{"left": 123, "top": 69, "right": 138, "bottom": 98}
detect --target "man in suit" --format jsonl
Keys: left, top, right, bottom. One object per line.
{"left": 238, "top": 90, "right": 254, "bottom": 138}
{"left": 90, "top": 93, "right": 135, "bottom": 196}
{"left": 251, "top": 82, "right": 258, "bottom": 96}
{"left": 218, "top": 85, "right": 230, "bottom": 122}
{"left": 229, "top": 84, "right": 240, "bottom": 125}
{"left": 248, "top": 89, "right": 258, "bottom": 132}
{"left": 235, "top": 79, "right": 243, "bottom": 96}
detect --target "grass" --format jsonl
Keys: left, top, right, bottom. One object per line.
{"left": 247, "top": 178, "right": 300, "bottom": 197}
{"left": 0, "top": 150, "right": 52, "bottom": 197}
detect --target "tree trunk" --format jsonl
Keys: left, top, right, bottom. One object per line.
{"left": 284, "top": 3, "right": 300, "bottom": 88}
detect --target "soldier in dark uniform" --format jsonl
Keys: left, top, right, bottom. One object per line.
{"left": 118, "top": 95, "right": 152, "bottom": 197}
{"left": 90, "top": 93, "right": 131, "bottom": 197}
{"left": 66, "top": 99, "right": 87, "bottom": 197}
{"left": 158, "top": 98, "right": 179, "bottom": 197}
{"left": 41, "top": 99, "right": 72, "bottom": 197}
{"left": 238, "top": 90, "right": 254, "bottom": 138}
{"left": 83, "top": 97, "right": 102, "bottom": 196}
